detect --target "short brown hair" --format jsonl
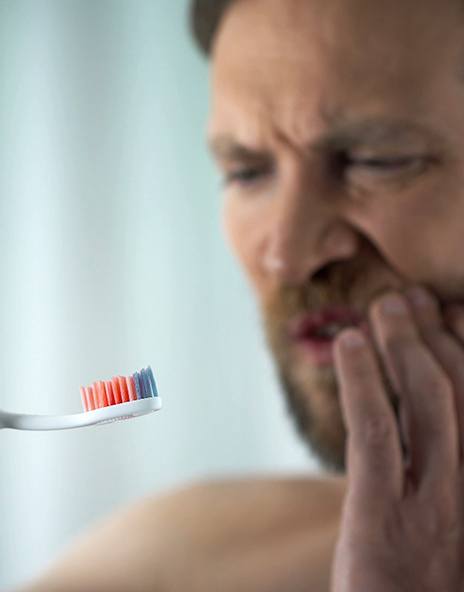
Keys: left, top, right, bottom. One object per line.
{"left": 190, "top": 0, "right": 234, "bottom": 56}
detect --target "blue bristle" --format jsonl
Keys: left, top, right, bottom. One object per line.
{"left": 138, "top": 371, "right": 147, "bottom": 399}
{"left": 147, "top": 366, "right": 158, "bottom": 396}
{"left": 133, "top": 372, "right": 143, "bottom": 400}
{"left": 140, "top": 369, "right": 148, "bottom": 398}
{"left": 138, "top": 369, "right": 146, "bottom": 398}
{"left": 141, "top": 368, "right": 151, "bottom": 398}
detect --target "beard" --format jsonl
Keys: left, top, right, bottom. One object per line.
{"left": 277, "top": 361, "right": 348, "bottom": 472}
{"left": 261, "top": 253, "right": 402, "bottom": 473}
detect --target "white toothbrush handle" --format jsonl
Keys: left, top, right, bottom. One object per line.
{"left": 0, "top": 398, "right": 162, "bottom": 431}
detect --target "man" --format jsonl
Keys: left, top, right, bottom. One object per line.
{"left": 21, "top": 0, "right": 464, "bottom": 590}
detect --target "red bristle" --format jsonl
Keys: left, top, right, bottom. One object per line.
{"left": 98, "top": 380, "right": 109, "bottom": 407}
{"left": 83, "top": 372, "right": 143, "bottom": 411}
{"left": 90, "top": 383, "right": 98, "bottom": 408}
{"left": 80, "top": 386, "right": 88, "bottom": 412}
{"left": 87, "top": 388, "right": 93, "bottom": 410}
{"left": 97, "top": 381, "right": 108, "bottom": 407}
{"left": 118, "top": 376, "right": 129, "bottom": 402}
{"left": 104, "top": 381, "right": 115, "bottom": 406}
{"left": 93, "top": 382, "right": 102, "bottom": 408}
{"left": 127, "top": 376, "right": 137, "bottom": 401}
{"left": 111, "top": 377, "right": 122, "bottom": 404}
{"left": 87, "top": 385, "right": 96, "bottom": 410}
{"left": 91, "top": 382, "right": 99, "bottom": 408}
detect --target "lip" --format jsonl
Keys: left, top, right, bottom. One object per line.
{"left": 288, "top": 306, "right": 367, "bottom": 367}
{"left": 288, "top": 306, "right": 364, "bottom": 339}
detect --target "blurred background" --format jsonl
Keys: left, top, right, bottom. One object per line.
{"left": 0, "top": 1, "right": 317, "bottom": 589}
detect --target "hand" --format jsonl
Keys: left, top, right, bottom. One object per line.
{"left": 330, "top": 286, "right": 464, "bottom": 592}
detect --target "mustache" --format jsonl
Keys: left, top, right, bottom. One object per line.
{"left": 263, "top": 240, "right": 414, "bottom": 329}
{"left": 265, "top": 257, "right": 371, "bottom": 322}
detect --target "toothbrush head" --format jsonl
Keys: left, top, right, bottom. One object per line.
{"left": 80, "top": 366, "right": 159, "bottom": 411}
{"left": 78, "top": 366, "right": 161, "bottom": 426}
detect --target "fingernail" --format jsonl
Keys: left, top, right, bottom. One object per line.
{"left": 339, "top": 329, "right": 366, "bottom": 350}
{"left": 405, "top": 286, "right": 433, "bottom": 309}
{"left": 382, "top": 293, "right": 407, "bottom": 315}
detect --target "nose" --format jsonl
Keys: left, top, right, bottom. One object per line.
{"left": 262, "top": 184, "right": 360, "bottom": 285}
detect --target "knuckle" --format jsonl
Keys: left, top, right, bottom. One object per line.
{"left": 385, "top": 502, "right": 457, "bottom": 546}
{"left": 364, "top": 415, "right": 394, "bottom": 442}
{"left": 417, "top": 506, "right": 458, "bottom": 544}
{"left": 415, "top": 483, "right": 460, "bottom": 540}
{"left": 348, "top": 417, "right": 396, "bottom": 476}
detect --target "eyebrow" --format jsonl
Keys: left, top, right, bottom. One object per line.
{"left": 208, "top": 118, "right": 441, "bottom": 160}
{"left": 208, "top": 136, "right": 270, "bottom": 160}
{"left": 319, "top": 119, "right": 440, "bottom": 151}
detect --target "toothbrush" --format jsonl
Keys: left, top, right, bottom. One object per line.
{"left": 0, "top": 365, "right": 162, "bottom": 431}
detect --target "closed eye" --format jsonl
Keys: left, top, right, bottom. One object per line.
{"left": 224, "top": 165, "right": 271, "bottom": 187}
{"left": 348, "top": 156, "right": 428, "bottom": 174}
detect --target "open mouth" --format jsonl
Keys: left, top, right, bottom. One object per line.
{"left": 288, "top": 307, "right": 367, "bottom": 365}
{"left": 289, "top": 307, "right": 364, "bottom": 342}
{"left": 304, "top": 322, "right": 355, "bottom": 340}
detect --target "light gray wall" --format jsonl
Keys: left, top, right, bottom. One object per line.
{"left": 0, "top": 1, "right": 316, "bottom": 588}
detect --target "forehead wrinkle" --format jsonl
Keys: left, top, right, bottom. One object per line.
{"left": 266, "top": 102, "right": 444, "bottom": 156}
{"left": 209, "top": 114, "right": 448, "bottom": 163}
{"left": 247, "top": 86, "right": 430, "bottom": 154}
{"left": 211, "top": 56, "right": 454, "bottom": 157}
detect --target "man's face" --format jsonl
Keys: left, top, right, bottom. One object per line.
{"left": 208, "top": 0, "right": 464, "bottom": 470}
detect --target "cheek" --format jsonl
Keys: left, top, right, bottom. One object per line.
{"left": 223, "top": 194, "right": 270, "bottom": 295}
{"left": 364, "top": 181, "right": 464, "bottom": 288}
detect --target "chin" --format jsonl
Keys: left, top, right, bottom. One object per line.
{"left": 274, "top": 347, "right": 348, "bottom": 473}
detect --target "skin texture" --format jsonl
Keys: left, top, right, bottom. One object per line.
{"left": 17, "top": 0, "right": 464, "bottom": 590}
{"left": 330, "top": 290, "right": 464, "bottom": 590}
{"left": 209, "top": 0, "right": 464, "bottom": 470}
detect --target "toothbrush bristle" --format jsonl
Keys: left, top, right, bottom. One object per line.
{"left": 118, "top": 376, "right": 129, "bottom": 403}
{"left": 80, "top": 386, "right": 88, "bottom": 412}
{"left": 80, "top": 366, "right": 158, "bottom": 411}
{"left": 134, "top": 372, "right": 142, "bottom": 400}
{"left": 127, "top": 376, "right": 137, "bottom": 401}
{"left": 89, "top": 385, "right": 97, "bottom": 410}
{"left": 147, "top": 366, "right": 158, "bottom": 396}
{"left": 111, "top": 377, "right": 122, "bottom": 405}
{"left": 97, "top": 381, "right": 108, "bottom": 408}
{"left": 104, "top": 381, "right": 115, "bottom": 406}
{"left": 140, "top": 370, "right": 148, "bottom": 398}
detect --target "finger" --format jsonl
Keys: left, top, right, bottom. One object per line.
{"left": 369, "top": 292, "right": 459, "bottom": 495}
{"left": 333, "top": 328, "right": 403, "bottom": 505}
{"left": 405, "top": 288, "right": 464, "bottom": 466}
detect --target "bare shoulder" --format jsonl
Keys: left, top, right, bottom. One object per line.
{"left": 158, "top": 474, "right": 346, "bottom": 538}
{"left": 19, "top": 475, "right": 346, "bottom": 592}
